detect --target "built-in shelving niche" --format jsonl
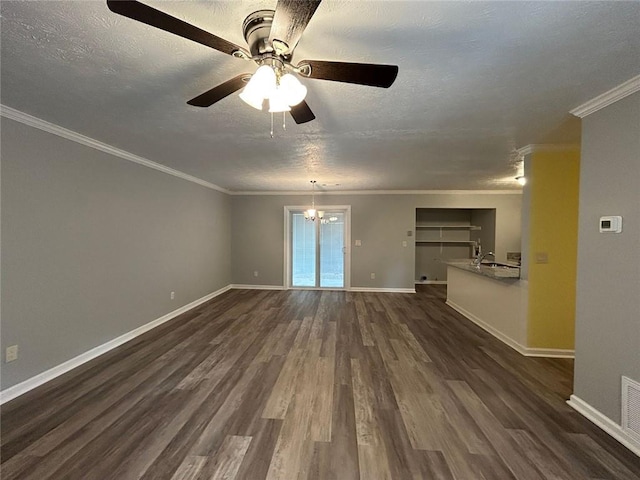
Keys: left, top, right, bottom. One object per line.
{"left": 415, "top": 208, "right": 496, "bottom": 283}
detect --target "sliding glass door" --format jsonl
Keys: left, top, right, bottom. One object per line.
{"left": 289, "top": 209, "right": 348, "bottom": 289}
{"left": 291, "top": 212, "right": 317, "bottom": 287}
{"left": 319, "top": 212, "right": 345, "bottom": 287}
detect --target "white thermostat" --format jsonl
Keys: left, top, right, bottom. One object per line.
{"left": 599, "top": 216, "right": 622, "bottom": 233}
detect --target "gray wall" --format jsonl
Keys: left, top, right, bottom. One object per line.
{"left": 1, "top": 118, "right": 232, "bottom": 389}
{"left": 232, "top": 193, "right": 521, "bottom": 288}
{"left": 573, "top": 92, "right": 640, "bottom": 423}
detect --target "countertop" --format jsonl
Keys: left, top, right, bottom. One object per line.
{"left": 446, "top": 260, "right": 521, "bottom": 281}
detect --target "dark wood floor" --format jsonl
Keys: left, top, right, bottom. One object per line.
{"left": 2, "top": 286, "right": 639, "bottom": 479}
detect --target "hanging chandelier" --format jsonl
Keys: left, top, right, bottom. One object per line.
{"left": 304, "top": 180, "right": 324, "bottom": 222}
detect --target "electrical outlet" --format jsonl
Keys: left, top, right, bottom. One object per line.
{"left": 6, "top": 345, "right": 18, "bottom": 363}
{"left": 170, "top": 291, "right": 175, "bottom": 300}
{"left": 370, "top": 273, "right": 376, "bottom": 279}
{"left": 253, "top": 270, "right": 259, "bottom": 277}
{"left": 355, "top": 240, "right": 362, "bottom": 247}
{"left": 402, "top": 241, "right": 407, "bottom": 247}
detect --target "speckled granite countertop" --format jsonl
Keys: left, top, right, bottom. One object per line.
{"left": 446, "top": 261, "right": 521, "bottom": 281}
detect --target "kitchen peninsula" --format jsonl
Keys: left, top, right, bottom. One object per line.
{"left": 445, "top": 260, "right": 528, "bottom": 355}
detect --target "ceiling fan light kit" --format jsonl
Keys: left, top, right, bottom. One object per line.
{"left": 106, "top": 0, "right": 398, "bottom": 126}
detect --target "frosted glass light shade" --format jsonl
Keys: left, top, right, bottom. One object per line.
{"left": 268, "top": 87, "right": 292, "bottom": 113}
{"left": 239, "top": 88, "right": 264, "bottom": 110}
{"left": 304, "top": 208, "right": 324, "bottom": 221}
{"left": 280, "top": 73, "right": 307, "bottom": 106}
{"left": 248, "top": 65, "right": 276, "bottom": 94}
{"left": 240, "top": 65, "right": 277, "bottom": 110}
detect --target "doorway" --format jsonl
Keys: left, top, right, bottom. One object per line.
{"left": 284, "top": 206, "right": 351, "bottom": 289}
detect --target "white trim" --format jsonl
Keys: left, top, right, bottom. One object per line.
{"left": 415, "top": 280, "right": 448, "bottom": 285}
{"left": 233, "top": 189, "right": 522, "bottom": 196}
{"left": 230, "top": 284, "right": 285, "bottom": 290}
{"left": 0, "top": 285, "right": 232, "bottom": 405}
{"left": 523, "top": 348, "right": 575, "bottom": 359}
{"left": 568, "top": 395, "right": 640, "bottom": 457}
{"left": 0, "top": 105, "right": 229, "bottom": 194}
{"left": 446, "top": 300, "right": 574, "bottom": 358}
{"left": 570, "top": 74, "right": 640, "bottom": 118}
{"left": 516, "top": 145, "right": 534, "bottom": 156}
{"left": 0, "top": 107, "right": 527, "bottom": 197}
{"left": 516, "top": 144, "right": 580, "bottom": 155}
{"left": 350, "top": 287, "right": 416, "bottom": 294}
{"left": 447, "top": 299, "right": 527, "bottom": 355}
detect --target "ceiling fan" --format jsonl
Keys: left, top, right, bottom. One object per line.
{"left": 106, "top": 0, "right": 399, "bottom": 124}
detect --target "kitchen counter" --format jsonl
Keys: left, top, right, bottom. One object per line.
{"left": 446, "top": 260, "right": 520, "bottom": 280}
{"left": 445, "top": 263, "right": 528, "bottom": 354}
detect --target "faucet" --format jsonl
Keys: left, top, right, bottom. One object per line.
{"left": 473, "top": 251, "right": 495, "bottom": 267}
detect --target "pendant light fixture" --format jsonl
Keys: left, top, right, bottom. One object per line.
{"left": 304, "top": 180, "right": 324, "bottom": 221}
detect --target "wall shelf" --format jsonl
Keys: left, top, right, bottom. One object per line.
{"left": 415, "top": 208, "right": 495, "bottom": 283}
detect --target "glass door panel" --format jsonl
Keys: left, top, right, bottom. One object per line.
{"left": 291, "top": 213, "right": 316, "bottom": 287}
{"left": 320, "top": 212, "right": 345, "bottom": 288}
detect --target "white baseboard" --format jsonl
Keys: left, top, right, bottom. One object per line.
{"left": 350, "top": 287, "right": 416, "bottom": 294}
{"left": 230, "top": 284, "right": 285, "bottom": 290}
{"left": 415, "top": 281, "right": 447, "bottom": 285}
{"left": 568, "top": 395, "right": 640, "bottom": 457}
{"left": 445, "top": 300, "right": 574, "bottom": 358}
{"left": 0, "top": 285, "right": 233, "bottom": 405}
{"left": 230, "top": 285, "right": 416, "bottom": 294}
{"left": 523, "top": 347, "right": 575, "bottom": 358}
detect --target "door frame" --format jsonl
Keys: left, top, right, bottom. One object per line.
{"left": 284, "top": 205, "right": 351, "bottom": 290}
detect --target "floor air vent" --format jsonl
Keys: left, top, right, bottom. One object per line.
{"left": 622, "top": 376, "right": 640, "bottom": 442}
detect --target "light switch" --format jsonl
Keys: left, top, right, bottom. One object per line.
{"left": 402, "top": 241, "right": 408, "bottom": 247}
{"left": 535, "top": 252, "right": 549, "bottom": 264}
{"left": 355, "top": 240, "right": 362, "bottom": 247}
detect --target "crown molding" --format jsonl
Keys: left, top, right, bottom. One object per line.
{"left": 570, "top": 74, "right": 640, "bottom": 118}
{"left": 516, "top": 144, "right": 580, "bottom": 156}
{"left": 0, "top": 105, "right": 523, "bottom": 197}
{"left": 230, "top": 189, "right": 523, "bottom": 196}
{"left": 0, "top": 105, "right": 230, "bottom": 194}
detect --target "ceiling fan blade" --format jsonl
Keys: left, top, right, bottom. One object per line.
{"left": 299, "top": 60, "right": 398, "bottom": 88}
{"left": 290, "top": 100, "right": 316, "bottom": 124}
{"left": 187, "top": 74, "right": 251, "bottom": 107}
{"left": 107, "top": 0, "right": 246, "bottom": 57}
{"left": 269, "top": 0, "right": 321, "bottom": 56}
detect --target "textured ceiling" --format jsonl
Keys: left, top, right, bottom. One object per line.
{"left": 1, "top": 1, "right": 639, "bottom": 192}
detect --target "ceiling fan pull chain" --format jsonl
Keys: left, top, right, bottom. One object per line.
{"left": 270, "top": 112, "right": 274, "bottom": 138}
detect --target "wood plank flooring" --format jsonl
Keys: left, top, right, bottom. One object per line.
{"left": 2, "top": 286, "right": 639, "bottom": 479}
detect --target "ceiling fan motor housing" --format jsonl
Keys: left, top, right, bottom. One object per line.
{"left": 243, "top": 10, "right": 276, "bottom": 57}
